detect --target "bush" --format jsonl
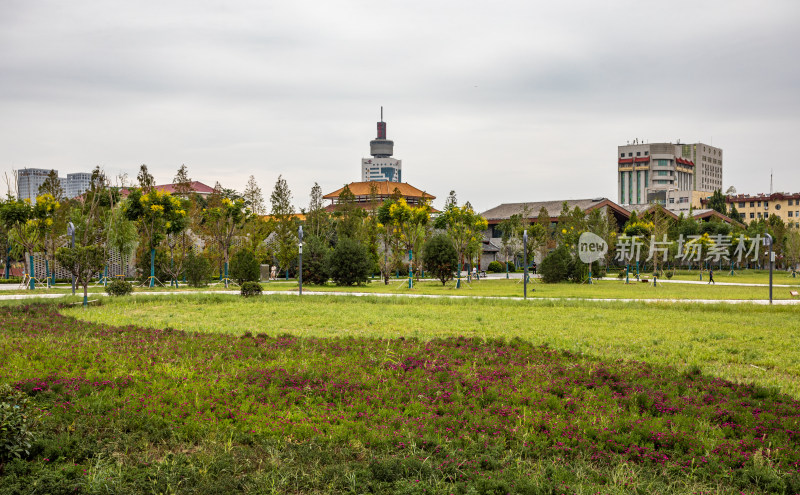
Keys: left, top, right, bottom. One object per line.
{"left": 184, "top": 251, "right": 212, "bottom": 287}
{"left": 240, "top": 281, "right": 263, "bottom": 297}
{"left": 327, "top": 237, "right": 372, "bottom": 286}
{"left": 302, "top": 235, "right": 330, "bottom": 285}
{"left": 487, "top": 261, "right": 504, "bottom": 273}
{"left": 507, "top": 262, "right": 516, "bottom": 273}
{"left": 229, "top": 249, "right": 260, "bottom": 284}
{"left": 0, "top": 384, "right": 37, "bottom": 464}
{"left": 105, "top": 279, "right": 133, "bottom": 296}
{"left": 540, "top": 245, "right": 572, "bottom": 283}
{"left": 422, "top": 234, "right": 458, "bottom": 286}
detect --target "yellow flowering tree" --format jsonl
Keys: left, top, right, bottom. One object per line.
{"left": 200, "top": 196, "right": 250, "bottom": 287}
{"left": 124, "top": 188, "right": 187, "bottom": 287}
{"left": 0, "top": 199, "right": 41, "bottom": 289}
{"left": 433, "top": 191, "right": 488, "bottom": 288}
{"left": 377, "top": 198, "right": 431, "bottom": 282}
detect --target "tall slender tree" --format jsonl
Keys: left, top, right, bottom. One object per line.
{"left": 38, "top": 169, "right": 65, "bottom": 201}
{"left": 243, "top": 175, "right": 266, "bottom": 216}
{"left": 172, "top": 164, "right": 193, "bottom": 196}
{"left": 433, "top": 191, "right": 487, "bottom": 288}
{"left": 270, "top": 176, "right": 297, "bottom": 278}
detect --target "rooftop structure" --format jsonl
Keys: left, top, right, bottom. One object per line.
{"left": 323, "top": 181, "right": 435, "bottom": 212}
{"left": 362, "top": 108, "right": 402, "bottom": 182}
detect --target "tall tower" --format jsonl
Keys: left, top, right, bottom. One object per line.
{"left": 362, "top": 107, "right": 402, "bottom": 182}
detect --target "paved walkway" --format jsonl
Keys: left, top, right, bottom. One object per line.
{"left": 2, "top": 288, "right": 798, "bottom": 305}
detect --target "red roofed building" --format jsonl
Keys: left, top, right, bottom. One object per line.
{"left": 154, "top": 181, "right": 215, "bottom": 198}
{"left": 322, "top": 181, "right": 437, "bottom": 212}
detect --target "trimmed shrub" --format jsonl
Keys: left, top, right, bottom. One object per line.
{"left": 422, "top": 234, "right": 458, "bottom": 286}
{"left": 230, "top": 249, "right": 260, "bottom": 284}
{"left": 105, "top": 279, "right": 133, "bottom": 296}
{"left": 540, "top": 245, "right": 572, "bottom": 283}
{"left": 327, "top": 237, "right": 372, "bottom": 286}
{"left": 487, "top": 261, "right": 504, "bottom": 273}
{"left": 184, "top": 251, "right": 212, "bottom": 287}
{"left": 301, "top": 235, "right": 330, "bottom": 285}
{"left": 506, "top": 262, "right": 516, "bottom": 273}
{"left": 0, "top": 384, "right": 37, "bottom": 463}
{"left": 240, "top": 281, "right": 263, "bottom": 297}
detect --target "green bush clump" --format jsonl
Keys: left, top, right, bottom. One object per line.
{"left": 487, "top": 261, "right": 504, "bottom": 273}
{"left": 539, "top": 245, "right": 572, "bottom": 283}
{"left": 230, "top": 249, "right": 260, "bottom": 284}
{"left": 302, "top": 235, "right": 330, "bottom": 285}
{"left": 328, "top": 237, "right": 372, "bottom": 286}
{"left": 105, "top": 279, "right": 133, "bottom": 296}
{"left": 422, "top": 234, "right": 458, "bottom": 286}
{"left": 1, "top": 383, "right": 37, "bottom": 464}
{"left": 240, "top": 281, "right": 263, "bottom": 297}
{"left": 184, "top": 251, "right": 211, "bottom": 287}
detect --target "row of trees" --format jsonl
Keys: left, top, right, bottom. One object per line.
{"left": 509, "top": 200, "right": 800, "bottom": 284}
{"left": 0, "top": 165, "right": 492, "bottom": 296}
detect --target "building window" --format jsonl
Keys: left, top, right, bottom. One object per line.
{"left": 738, "top": 202, "right": 745, "bottom": 208}
{"left": 775, "top": 204, "right": 781, "bottom": 210}
{"left": 620, "top": 153, "right": 624, "bottom": 158}
{"left": 757, "top": 201, "right": 761, "bottom": 207}
{"left": 750, "top": 201, "right": 755, "bottom": 207}
{"left": 750, "top": 213, "right": 755, "bottom": 219}
{"left": 636, "top": 152, "right": 641, "bottom": 156}
{"left": 669, "top": 197, "right": 675, "bottom": 204}
{"left": 765, "top": 202, "right": 769, "bottom": 208}
{"left": 789, "top": 199, "right": 794, "bottom": 206}
{"left": 790, "top": 211, "right": 794, "bottom": 218}
{"left": 628, "top": 153, "right": 633, "bottom": 157}
{"left": 757, "top": 213, "right": 762, "bottom": 218}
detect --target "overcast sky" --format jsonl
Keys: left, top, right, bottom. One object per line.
{"left": 1, "top": 0, "right": 798, "bottom": 212}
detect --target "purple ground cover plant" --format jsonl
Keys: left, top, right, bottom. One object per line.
{"left": 1, "top": 304, "right": 800, "bottom": 494}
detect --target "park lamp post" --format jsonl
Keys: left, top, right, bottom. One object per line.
{"left": 765, "top": 233, "right": 773, "bottom": 304}
{"left": 298, "top": 225, "right": 303, "bottom": 296}
{"left": 67, "top": 221, "right": 76, "bottom": 296}
{"left": 523, "top": 229, "right": 528, "bottom": 300}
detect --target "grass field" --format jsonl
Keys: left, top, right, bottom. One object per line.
{"left": 64, "top": 295, "right": 800, "bottom": 398}
{"left": 9, "top": 278, "right": 793, "bottom": 300}
{"left": 3, "top": 301, "right": 800, "bottom": 494}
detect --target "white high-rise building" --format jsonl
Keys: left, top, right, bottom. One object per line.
{"left": 64, "top": 172, "right": 92, "bottom": 199}
{"left": 16, "top": 168, "right": 93, "bottom": 203}
{"left": 361, "top": 110, "right": 402, "bottom": 183}
{"left": 16, "top": 168, "right": 52, "bottom": 203}
{"left": 617, "top": 140, "right": 723, "bottom": 211}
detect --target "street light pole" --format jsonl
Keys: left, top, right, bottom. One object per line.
{"left": 523, "top": 230, "right": 528, "bottom": 300}
{"left": 298, "top": 226, "right": 303, "bottom": 296}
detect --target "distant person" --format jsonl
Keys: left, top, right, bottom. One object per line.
{"left": 472, "top": 266, "right": 477, "bottom": 279}
{"left": 708, "top": 267, "right": 715, "bottom": 284}
{"left": 270, "top": 265, "right": 277, "bottom": 281}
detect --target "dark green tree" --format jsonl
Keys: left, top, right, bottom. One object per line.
{"left": 38, "top": 169, "right": 64, "bottom": 201}
{"left": 301, "top": 235, "right": 330, "bottom": 285}
{"left": 422, "top": 233, "right": 458, "bottom": 286}
{"left": 707, "top": 189, "right": 727, "bottom": 215}
{"left": 229, "top": 249, "right": 260, "bottom": 284}
{"left": 327, "top": 236, "right": 372, "bottom": 286}
{"left": 539, "top": 244, "right": 573, "bottom": 283}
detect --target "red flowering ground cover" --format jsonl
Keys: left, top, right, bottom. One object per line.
{"left": 1, "top": 303, "right": 800, "bottom": 494}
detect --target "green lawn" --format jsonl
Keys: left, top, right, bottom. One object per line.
{"left": 5, "top": 302, "right": 800, "bottom": 493}
{"left": 64, "top": 294, "right": 800, "bottom": 398}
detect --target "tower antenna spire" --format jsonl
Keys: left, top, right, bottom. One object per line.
{"left": 381, "top": 106, "right": 383, "bottom": 122}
